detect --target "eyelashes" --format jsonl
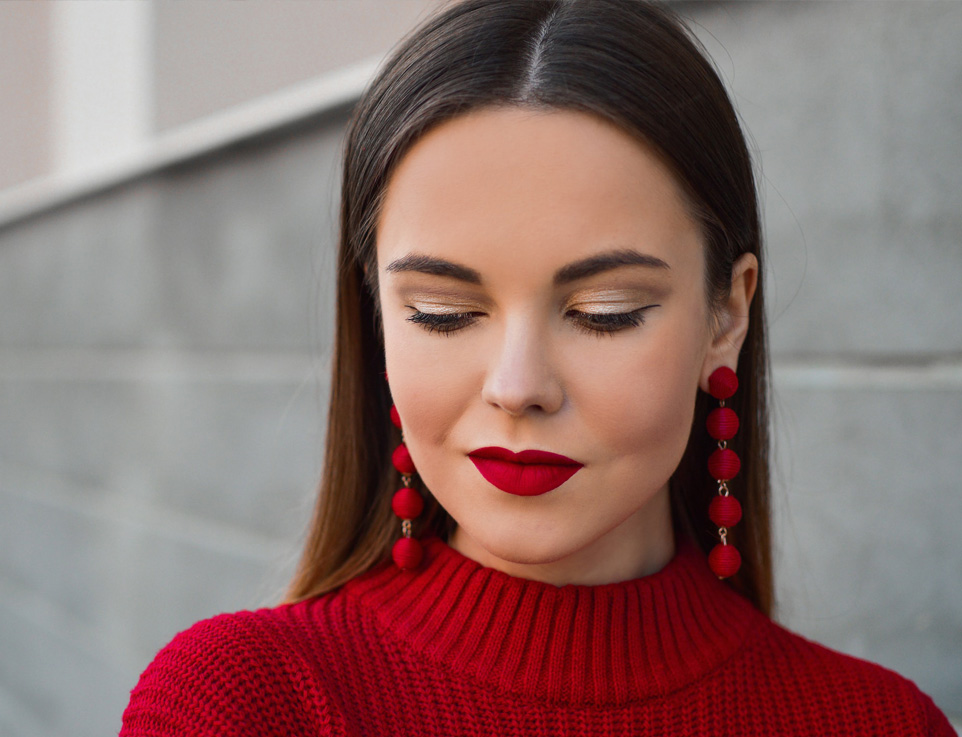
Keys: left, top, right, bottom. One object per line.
{"left": 405, "top": 306, "right": 658, "bottom": 337}
{"left": 570, "top": 308, "right": 652, "bottom": 335}
{"left": 406, "top": 310, "right": 482, "bottom": 335}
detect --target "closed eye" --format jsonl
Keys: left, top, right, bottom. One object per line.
{"left": 405, "top": 305, "right": 659, "bottom": 336}
{"left": 567, "top": 306, "right": 658, "bottom": 336}
{"left": 405, "top": 309, "right": 482, "bottom": 335}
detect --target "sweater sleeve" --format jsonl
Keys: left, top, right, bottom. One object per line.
{"left": 119, "top": 611, "right": 346, "bottom": 737}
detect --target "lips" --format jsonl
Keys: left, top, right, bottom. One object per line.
{"left": 468, "top": 446, "right": 583, "bottom": 496}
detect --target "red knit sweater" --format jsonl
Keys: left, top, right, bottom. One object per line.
{"left": 120, "top": 537, "right": 954, "bottom": 735}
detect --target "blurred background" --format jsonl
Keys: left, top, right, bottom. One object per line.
{"left": 0, "top": 1, "right": 959, "bottom": 734}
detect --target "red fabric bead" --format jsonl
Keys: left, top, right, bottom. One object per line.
{"left": 392, "top": 536, "right": 423, "bottom": 570}
{"left": 708, "top": 543, "right": 741, "bottom": 578}
{"left": 708, "top": 447, "right": 741, "bottom": 480}
{"left": 392, "top": 443, "right": 416, "bottom": 475}
{"left": 392, "top": 487, "right": 424, "bottom": 520}
{"left": 390, "top": 405, "right": 402, "bottom": 429}
{"left": 708, "top": 366, "right": 738, "bottom": 400}
{"left": 709, "top": 495, "right": 742, "bottom": 527}
{"left": 706, "top": 407, "right": 739, "bottom": 440}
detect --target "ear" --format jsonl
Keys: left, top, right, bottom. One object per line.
{"left": 699, "top": 252, "right": 758, "bottom": 392}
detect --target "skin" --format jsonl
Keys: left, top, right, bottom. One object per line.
{"left": 376, "top": 107, "right": 756, "bottom": 586}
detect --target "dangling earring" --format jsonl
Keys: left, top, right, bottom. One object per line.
{"left": 706, "top": 366, "right": 742, "bottom": 579}
{"left": 388, "top": 394, "right": 425, "bottom": 570}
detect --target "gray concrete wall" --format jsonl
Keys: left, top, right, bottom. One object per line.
{"left": 0, "top": 117, "right": 344, "bottom": 736}
{"left": 687, "top": 4, "right": 962, "bottom": 714}
{"left": 0, "top": 2, "right": 960, "bottom": 734}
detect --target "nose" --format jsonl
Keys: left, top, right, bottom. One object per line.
{"left": 481, "top": 318, "right": 564, "bottom": 416}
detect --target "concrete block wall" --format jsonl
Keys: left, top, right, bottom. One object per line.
{"left": 0, "top": 2, "right": 959, "bottom": 734}
{"left": 0, "top": 120, "right": 344, "bottom": 736}
{"left": 686, "top": 3, "right": 962, "bottom": 717}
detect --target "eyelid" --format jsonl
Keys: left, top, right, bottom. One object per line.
{"left": 566, "top": 297, "right": 656, "bottom": 315}
{"left": 569, "top": 301, "right": 645, "bottom": 315}
{"left": 403, "top": 296, "right": 487, "bottom": 314}
{"left": 565, "top": 286, "right": 663, "bottom": 308}
{"left": 410, "top": 303, "right": 471, "bottom": 315}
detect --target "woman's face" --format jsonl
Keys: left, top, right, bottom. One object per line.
{"left": 376, "top": 107, "right": 745, "bottom": 585}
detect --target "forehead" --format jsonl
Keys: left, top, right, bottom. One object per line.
{"left": 376, "top": 107, "right": 703, "bottom": 280}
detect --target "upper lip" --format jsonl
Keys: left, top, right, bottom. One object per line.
{"left": 468, "top": 446, "right": 582, "bottom": 466}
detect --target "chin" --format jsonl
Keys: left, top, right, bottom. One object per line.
{"left": 458, "top": 518, "right": 587, "bottom": 567}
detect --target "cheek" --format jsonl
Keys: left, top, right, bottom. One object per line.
{"left": 382, "top": 308, "right": 474, "bottom": 448}
{"left": 575, "top": 321, "right": 704, "bottom": 468}
{"left": 385, "top": 353, "right": 477, "bottom": 508}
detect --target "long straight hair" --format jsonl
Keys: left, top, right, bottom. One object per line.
{"left": 286, "top": 0, "right": 773, "bottom": 615}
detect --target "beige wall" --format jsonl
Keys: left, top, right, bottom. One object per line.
{"left": 0, "top": 0, "right": 439, "bottom": 194}
{"left": 154, "top": 0, "right": 439, "bottom": 131}
{"left": 0, "top": 2, "right": 52, "bottom": 191}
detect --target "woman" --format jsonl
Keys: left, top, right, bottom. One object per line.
{"left": 120, "top": 0, "right": 953, "bottom": 734}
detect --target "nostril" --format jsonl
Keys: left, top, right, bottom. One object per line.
{"left": 481, "top": 370, "right": 562, "bottom": 417}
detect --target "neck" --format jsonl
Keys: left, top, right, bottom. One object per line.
{"left": 448, "top": 486, "right": 675, "bottom": 586}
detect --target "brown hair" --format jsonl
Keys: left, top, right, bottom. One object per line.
{"left": 286, "top": 0, "right": 773, "bottom": 615}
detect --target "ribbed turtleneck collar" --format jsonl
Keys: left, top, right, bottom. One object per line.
{"left": 344, "top": 536, "right": 762, "bottom": 707}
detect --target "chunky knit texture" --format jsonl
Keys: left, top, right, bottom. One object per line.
{"left": 121, "top": 537, "right": 954, "bottom": 736}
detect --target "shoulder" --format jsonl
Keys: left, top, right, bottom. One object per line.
{"left": 735, "top": 618, "right": 956, "bottom": 736}
{"left": 120, "top": 598, "right": 354, "bottom": 736}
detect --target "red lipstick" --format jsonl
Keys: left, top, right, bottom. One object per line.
{"left": 468, "top": 446, "right": 583, "bottom": 496}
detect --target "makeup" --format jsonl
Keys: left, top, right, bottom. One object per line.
{"left": 468, "top": 446, "right": 583, "bottom": 496}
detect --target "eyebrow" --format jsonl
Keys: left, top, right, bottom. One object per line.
{"left": 385, "top": 252, "right": 482, "bottom": 284}
{"left": 385, "top": 248, "right": 670, "bottom": 286}
{"left": 553, "top": 249, "right": 670, "bottom": 285}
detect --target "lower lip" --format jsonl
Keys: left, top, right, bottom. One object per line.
{"left": 469, "top": 457, "right": 582, "bottom": 496}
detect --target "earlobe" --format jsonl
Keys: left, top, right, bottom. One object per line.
{"left": 699, "top": 252, "right": 758, "bottom": 392}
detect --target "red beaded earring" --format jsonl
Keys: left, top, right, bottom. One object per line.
{"left": 706, "top": 366, "right": 742, "bottom": 579}
{"left": 388, "top": 385, "right": 425, "bottom": 570}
